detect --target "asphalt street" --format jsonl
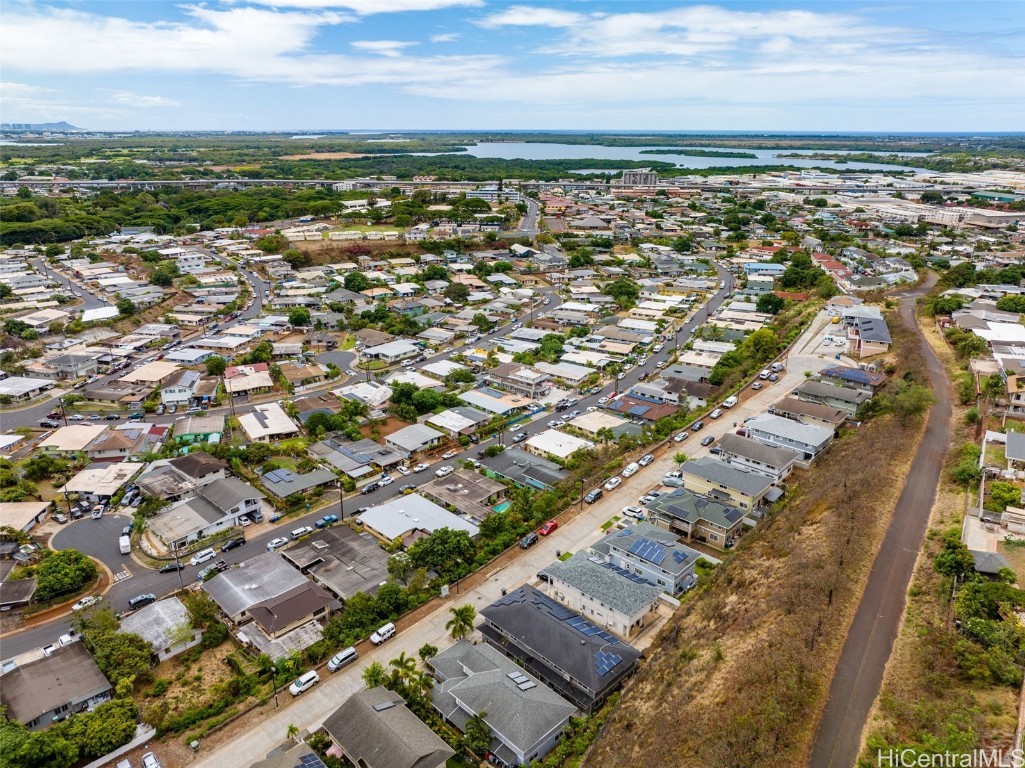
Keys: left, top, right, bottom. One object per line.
{"left": 808, "top": 274, "right": 950, "bottom": 768}
{"left": 0, "top": 265, "right": 734, "bottom": 660}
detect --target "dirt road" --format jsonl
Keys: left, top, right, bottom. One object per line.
{"left": 809, "top": 275, "right": 951, "bottom": 767}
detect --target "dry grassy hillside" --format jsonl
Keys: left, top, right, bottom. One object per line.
{"left": 584, "top": 312, "right": 930, "bottom": 768}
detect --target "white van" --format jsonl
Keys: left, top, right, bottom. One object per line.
{"left": 190, "top": 548, "right": 216, "bottom": 566}
{"left": 759, "top": 370, "right": 771, "bottom": 380}
{"left": 118, "top": 536, "right": 131, "bottom": 555}
{"left": 621, "top": 462, "right": 640, "bottom": 478}
{"left": 370, "top": 622, "right": 396, "bottom": 645}
{"left": 722, "top": 396, "right": 738, "bottom": 409}
{"left": 288, "top": 670, "right": 320, "bottom": 696}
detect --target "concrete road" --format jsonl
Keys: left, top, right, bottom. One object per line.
{"left": 809, "top": 275, "right": 950, "bottom": 768}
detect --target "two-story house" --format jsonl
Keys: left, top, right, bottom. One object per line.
{"left": 680, "top": 457, "right": 775, "bottom": 511}
{"left": 744, "top": 414, "right": 834, "bottom": 463}
{"left": 648, "top": 488, "right": 747, "bottom": 551}
{"left": 587, "top": 522, "right": 703, "bottom": 595}
{"left": 714, "top": 433, "right": 799, "bottom": 483}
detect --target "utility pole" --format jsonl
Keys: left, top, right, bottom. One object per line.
{"left": 58, "top": 397, "right": 69, "bottom": 426}
{"left": 338, "top": 478, "right": 346, "bottom": 520}
{"left": 171, "top": 544, "right": 185, "bottom": 593}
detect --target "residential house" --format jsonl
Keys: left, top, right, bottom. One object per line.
{"left": 769, "top": 396, "right": 847, "bottom": 431}
{"left": 524, "top": 430, "right": 595, "bottom": 463}
{"left": 480, "top": 448, "right": 569, "bottom": 492}
{"left": 647, "top": 488, "right": 747, "bottom": 551}
{"left": 322, "top": 687, "right": 454, "bottom": 768}
{"left": 587, "top": 522, "right": 704, "bottom": 595}
{"left": 175, "top": 414, "right": 225, "bottom": 444}
{"left": 362, "top": 339, "right": 421, "bottom": 363}
{"left": 259, "top": 467, "right": 337, "bottom": 499}
{"left": 161, "top": 370, "right": 202, "bottom": 407}
{"left": 744, "top": 414, "right": 834, "bottom": 462}
{"left": 224, "top": 363, "right": 274, "bottom": 397}
{"left": 60, "top": 462, "right": 143, "bottom": 504}
{"left": 238, "top": 403, "right": 301, "bottom": 443}
{"left": 280, "top": 526, "right": 389, "bottom": 601}
{"left": 0, "top": 643, "right": 112, "bottom": 730}
{"left": 431, "top": 641, "right": 576, "bottom": 767}
{"left": 419, "top": 469, "right": 507, "bottom": 522}
{"left": 713, "top": 433, "right": 799, "bottom": 483}
{"left": 0, "top": 501, "right": 51, "bottom": 534}
{"left": 357, "top": 493, "right": 479, "bottom": 546}
{"left": 425, "top": 407, "right": 491, "bottom": 438}
{"left": 147, "top": 477, "right": 265, "bottom": 548}
{"left": 485, "top": 363, "right": 552, "bottom": 399}
{"left": 541, "top": 550, "right": 666, "bottom": 639}
{"left": 385, "top": 424, "right": 445, "bottom": 457}
{"left": 119, "top": 597, "right": 203, "bottom": 662}
{"left": 793, "top": 379, "right": 872, "bottom": 416}
{"left": 38, "top": 424, "right": 108, "bottom": 458}
{"left": 479, "top": 585, "right": 641, "bottom": 714}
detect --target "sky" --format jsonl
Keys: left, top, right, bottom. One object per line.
{"left": 1, "top": 0, "right": 1024, "bottom": 132}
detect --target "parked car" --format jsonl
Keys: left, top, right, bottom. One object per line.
{"left": 315, "top": 514, "right": 339, "bottom": 529}
{"left": 190, "top": 548, "right": 216, "bottom": 566}
{"left": 621, "top": 463, "right": 639, "bottom": 478}
{"left": 399, "top": 483, "right": 416, "bottom": 494}
{"left": 290, "top": 526, "right": 314, "bottom": 540}
{"left": 91, "top": 505, "right": 105, "bottom": 519}
{"left": 396, "top": 465, "right": 410, "bottom": 476}
{"left": 638, "top": 454, "right": 655, "bottom": 467}
{"left": 266, "top": 537, "right": 288, "bottom": 551}
{"left": 511, "top": 432, "right": 528, "bottom": 443}
{"left": 604, "top": 477, "right": 622, "bottom": 491}
{"left": 538, "top": 520, "right": 559, "bottom": 536}
{"left": 289, "top": 670, "right": 320, "bottom": 696}
{"left": 674, "top": 432, "right": 688, "bottom": 442}
{"left": 221, "top": 536, "right": 246, "bottom": 552}
{"left": 412, "top": 463, "right": 429, "bottom": 473}
{"left": 104, "top": 414, "right": 120, "bottom": 421}
{"left": 435, "top": 465, "right": 454, "bottom": 478}
{"left": 361, "top": 482, "right": 380, "bottom": 495}
{"left": 768, "top": 373, "right": 779, "bottom": 382}
{"left": 141, "top": 753, "right": 162, "bottom": 768}
{"left": 370, "top": 622, "right": 396, "bottom": 645}
{"left": 639, "top": 495, "right": 659, "bottom": 506}
{"left": 662, "top": 476, "right": 685, "bottom": 487}
{"left": 584, "top": 489, "right": 604, "bottom": 504}
{"left": 520, "top": 532, "right": 539, "bottom": 549}
{"left": 327, "top": 647, "right": 358, "bottom": 672}
{"left": 72, "top": 595, "right": 101, "bottom": 612}
{"left": 377, "top": 475, "right": 394, "bottom": 487}
{"left": 700, "top": 435, "right": 715, "bottom": 447}
{"left": 751, "top": 381, "right": 763, "bottom": 390}
{"left": 128, "top": 593, "right": 156, "bottom": 610}
{"left": 691, "top": 421, "right": 704, "bottom": 432}
{"left": 159, "top": 562, "right": 184, "bottom": 573}
{"left": 622, "top": 506, "right": 645, "bottom": 519}
{"left": 68, "top": 414, "right": 85, "bottom": 421}
{"left": 156, "top": 404, "right": 166, "bottom": 415}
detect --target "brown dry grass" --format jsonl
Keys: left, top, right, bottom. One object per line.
{"left": 857, "top": 309, "right": 1019, "bottom": 764}
{"left": 584, "top": 308, "right": 930, "bottom": 768}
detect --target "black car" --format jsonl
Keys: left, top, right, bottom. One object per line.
{"left": 361, "top": 482, "right": 380, "bottom": 495}
{"left": 468, "top": 434, "right": 480, "bottom": 444}
{"left": 700, "top": 435, "right": 716, "bottom": 447}
{"left": 221, "top": 536, "right": 246, "bottom": 552}
{"left": 584, "top": 489, "right": 604, "bottom": 504}
{"left": 159, "top": 562, "right": 184, "bottom": 573}
{"left": 104, "top": 414, "right": 120, "bottom": 421}
{"left": 691, "top": 421, "right": 704, "bottom": 432}
{"left": 520, "top": 532, "right": 539, "bottom": 549}
{"left": 128, "top": 593, "right": 156, "bottom": 610}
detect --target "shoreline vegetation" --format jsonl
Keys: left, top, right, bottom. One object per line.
{"left": 638, "top": 149, "right": 758, "bottom": 158}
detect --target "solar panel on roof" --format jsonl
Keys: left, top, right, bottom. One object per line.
{"left": 297, "top": 753, "right": 327, "bottom": 768}
{"left": 673, "top": 550, "right": 689, "bottom": 564}
{"left": 627, "top": 405, "right": 650, "bottom": 416}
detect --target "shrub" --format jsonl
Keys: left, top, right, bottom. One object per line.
{"left": 34, "top": 549, "right": 96, "bottom": 601}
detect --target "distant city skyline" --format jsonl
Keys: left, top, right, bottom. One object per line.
{"left": 1, "top": 0, "right": 1023, "bottom": 132}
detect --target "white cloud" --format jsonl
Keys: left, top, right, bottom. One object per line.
{"left": 351, "top": 40, "right": 417, "bottom": 57}
{"left": 235, "top": 0, "right": 481, "bottom": 13}
{"left": 0, "top": 81, "right": 55, "bottom": 95}
{"left": 429, "top": 33, "right": 459, "bottom": 43}
{"left": 478, "top": 6, "right": 585, "bottom": 28}
{"left": 106, "top": 91, "right": 182, "bottom": 108}
{"left": 0, "top": 5, "right": 504, "bottom": 87}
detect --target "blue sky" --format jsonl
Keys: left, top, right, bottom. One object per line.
{"left": 1, "top": 0, "right": 1023, "bottom": 131}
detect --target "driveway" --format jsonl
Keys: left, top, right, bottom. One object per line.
{"left": 809, "top": 274, "right": 952, "bottom": 768}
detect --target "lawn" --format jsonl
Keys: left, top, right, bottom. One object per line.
{"left": 997, "top": 537, "right": 1025, "bottom": 581}
{"left": 600, "top": 516, "right": 621, "bottom": 531}
{"left": 341, "top": 334, "right": 356, "bottom": 351}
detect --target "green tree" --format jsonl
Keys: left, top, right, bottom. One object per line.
{"left": 282, "top": 248, "right": 312, "bottom": 269}
{"left": 362, "top": 661, "right": 389, "bottom": 689}
{"left": 115, "top": 298, "right": 136, "bottom": 317}
{"left": 287, "top": 307, "right": 312, "bottom": 327}
{"left": 446, "top": 604, "right": 476, "bottom": 641}
{"left": 444, "top": 282, "right": 470, "bottom": 303}
{"left": 205, "top": 355, "right": 227, "bottom": 377}
{"left": 34, "top": 549, "right": 97, "bottom": 601}
{"left": 21, "top": 453, "right": 69, "bottom": 482}
{"left": 418, "top": 643, "right": 438, "bottom": 664}
{"left": 463, "top": 711, "right": 491, "bottom": 757}
{"left": 389, "top": 651, "right": 417, "bottom": 684}
{"left": 0, "top": 720, "right": 77, "bottom": 768}
{"left": 934, "top": 530, "right": 977, "bottom": 581}
{"left": 755, "top": 293, "right": 785, "bottom": 314}
{"left": 344, "top": 272, "right": 371, "bottom": 292}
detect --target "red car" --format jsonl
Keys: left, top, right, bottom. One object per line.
{"left": 538, "top": 520, "right": 559, "bottom": 536}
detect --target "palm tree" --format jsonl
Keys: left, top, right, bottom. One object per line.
{"left": 389, "top": 651, "right": 417, "bottom": 684}
{"left": 362, "top": 661, "right": 389, "bottom": 689}
{"left": 408, "top": 669, "right": 434, "bottom": 701}
{"left": 446, "top": 604, "right": 476, "bottom": 641}
{"left": 286, "top": 723, "right": 299, "bottom": 741}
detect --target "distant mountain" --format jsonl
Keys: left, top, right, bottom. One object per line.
{"left": 1, "top": 121, "right": 81, "bottom": 132}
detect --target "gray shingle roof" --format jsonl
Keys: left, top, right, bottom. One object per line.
{"left": 715, "top": 433, "right": 800, "bottom": 468}
{"left": 682, "top": 457, "right": 774, "bottom": 497}
{"left": 199, "top": 477, "right": 265, "bottom": 511}
{"left": 324, "top": 687, "right": 454, "bottom": 768}
{"left": 431, "top": 641, "right": 575, "bottom": 755}
{"left": 542, "top": 551, "right": 664, "bottom": 615}
{"left": 648, "top": 489, "right": 747, "bottom": 530}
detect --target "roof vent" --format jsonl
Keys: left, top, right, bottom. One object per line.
{"left": 372, "top": 701, "right": 396, "bottom": 712}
